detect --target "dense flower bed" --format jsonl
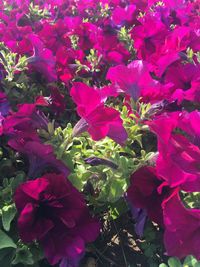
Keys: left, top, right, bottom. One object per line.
{"left": 0, "top": 0, "right": 200, "bottom": 266}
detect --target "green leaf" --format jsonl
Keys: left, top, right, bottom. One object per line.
{"left": 10, "top": 173, "right": 25, "bottom": 190}
{"left": 144, "top": 247, "right": 154, "bottom": 257}
{"left": 0, "top": 248, "right": 15, "bottom": 267}
{"left": 159, "top": 264, "right": 168, "bottom": 267}
{"left": 168, "top": 257, "right": 182, "bottom": 267}
{"left": 12, "top": 246, "right": 34, "bottom": 265}
{"left": 2, "top": 204, "right": 17, "bottom": 231}
{"left": 68, "top": 173, "right": 84, "bottom": 190}
{"left": 0, "top": 230, "right": 16, "bottom": 249}
{"left": 107, "top": 178, "right": 128, "bottom": 202}
{"left": 109, "top": 198, "right": 128, "bottom": 220}
{"left": 0, "top": 248, "right": 12, "bottom": 261}
{"left": 183, "top": 255, "right": 198, "bottom": 266}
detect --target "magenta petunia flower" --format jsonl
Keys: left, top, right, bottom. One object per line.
{"left": 126, "top": 166, "right": 173, "bottom": 226}
{"left": 27, "top": 34, "right": 57, "bottom": 82}
{"left": 106, "top": 60, "right": 157, "bottom": 100}
{"left": 70, "top": 82, "right": 127, "bottom": 145}
{"left": 35, "top": 87, "right": 66, "bottom": 115}
{"left": 3, "top": 103, "right": 48, "bottom": 138}
{"left": 163, "top": 192, "right": 200, "bottom": 259}
{"left": 157, "top": 134, "right": 200, "bottom": 192}
{"left": 130, "top": 14, "right": 168, "bottom": 61}
{"left": 165, "top": 62, "right": 200, "bottom": 103}
{"left": 148, "top": 111, "right": 200, "bottom": 191}
{"left": 111, "top": 4, "right": 136, "bottom": 26}
{"left": 147, "top": 111, "right": 180, "bottom": 144}
{"left": 14, "top": 173, "right": 100, "bottom": 266}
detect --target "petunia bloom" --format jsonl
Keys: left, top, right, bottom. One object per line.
{"left": 163, "top": 192, "right": 200, "bottom": 259}
{"left": 70, "top": 82, "right": 127, "bottom": 145}
{"left": 27, "top": 34, "right": 57, "bottom": 82}
{"left": 14, "top": 173, "right": 100, "bottom": 266}
{"left": 106, "top": 60, "right": 157, "bottom": 101}
{"left": 148, "top": 111, "right": 200, "bottom": 191}
{"left": 126, "top": 166, "right": 173, "bottom": 226}
{"left": 9, "top": 139, "right": 69, "bottom": 178}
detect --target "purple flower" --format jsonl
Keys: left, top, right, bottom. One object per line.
{"left": 129, "top": 206, "right": 147, "bottom": 238}
{"left": 84, "top": 157, "right": 118, "bottom": 169}
{"left": 9, "top": 139, "right": 69, "bottom": 178}
{"left": 14, "top": 173, "right": 100, "bottom": 266}
{"left": 0, "top": 91, "right": 10, "bottom": 116}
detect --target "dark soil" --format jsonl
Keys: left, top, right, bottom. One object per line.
{"left": 80, "top": 213, "right": 166, "bottom": 267}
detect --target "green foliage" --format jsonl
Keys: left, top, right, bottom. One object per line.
{"left": 29, "top": 3, "right": 50, "bottom": 21}
{"left": 196, "top": 52, "right": 200, "bottom": 64}
{"left": 84, "top": 2, "right": 111, "bottom": 22}
{"left": 0, "top": 43, "right": 28, "bottom": 82}
{"left": 47, "top": 123, "right": 134, "bottom": 203}
{"left": 86, "top": 49, "right": 102, "bottom": 73}
{"left": 118, "top": 26, "right": 136, "bottom": 58}
{"left": 12, "top": 246, "right": 34, "bottom": 265}
{"left": 0, "top": 43, "right": 45, "bottom": 106}
{"left": 139, "top": 223, "right": 165, "bottom": 266}
{"left": 0, "top": 248, "right": 15, "bottom": 267}
{"left": 2, "top": 204, "right": 16, "bottom": 232}
{"left": 0, "top": 230, "right": 16, "bottom": 249}
{"left": 108, "top": 198, "right": 128, "bottom": 220}
{"left": 69, "top": 34, "right": 79, "bottom": 50}
{"left": 168, "top": 257, "right": 182, "bottom": 267}
{"left": 160, "top": 255, "right": 200, "bottom": 267}
{"left": 74, "top": 49, "right": 102, "bottom": 79}
{"left": 181, "top": 191, "right": 200, "bottom": 209}
{"left": 44, "top": 101, "right": 157, "bottom": 213}
{"left": 98, "top": 2, "right": 111, "bottom": 18}
{"left": 0, "top": 173, "right": 25, "bottom": 205}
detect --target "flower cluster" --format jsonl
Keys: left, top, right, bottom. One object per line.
{"left": 0, "top": 0, "right": 200, "bottom": 266}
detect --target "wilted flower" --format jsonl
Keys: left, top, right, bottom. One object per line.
{"left": 84, "top": 156, "right": 118, "bottom": 169}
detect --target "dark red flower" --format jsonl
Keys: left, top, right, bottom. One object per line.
{"left": 127, "top": 166, "right": 173, "bottom": 225}
{"left": 14, "top": 173, "right": 100, "bottom": 265}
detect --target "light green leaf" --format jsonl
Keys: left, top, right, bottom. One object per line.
{"left": 2, "top": 204, "right": 17, "bottom": 231}
{"left": 12, "top": 247, "right": 34, "bottom": 265}
{"left": 168, "top": 257, "right": 182, "bottom": 267}
{"left": 159, "top": 264, "right": 168, "bottom": 267}
{"left": 0, "top": 230, "right": 16, "bottom": 249}
{"left": 183, "top": 255, "right": 198, "bottom": 266}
